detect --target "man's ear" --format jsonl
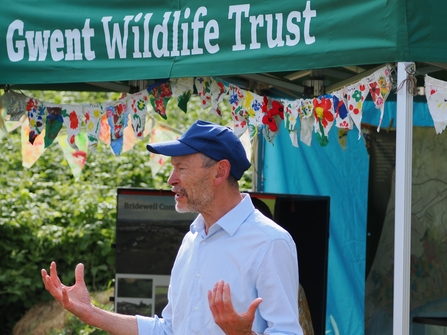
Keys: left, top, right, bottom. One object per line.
{"left": 214, "top": 159, "right": 231, "bottom": 185}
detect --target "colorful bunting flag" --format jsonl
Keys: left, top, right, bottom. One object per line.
{"left": 313, "top": 95, "right": 335, "bottom": 147}
{"left": 283, "top": 99, "right": 300, "bottom": 147}
{"left": 57, "top": 131, "right": 88, "bottom": 181}
{"left": 346, "top": 80, "right": 368, "bottom": 138}
{"left": 209, "top": 78, "right": 229, "bottom": 117}
{"left": 299, "top": 99, "right": 315, "bottom": 146}
{"left": 338, "top": 128, "right": 350, "bottom": 151}
{"left": 105, "top": 100, "right": 129, "bottom": 155}
{"left": 83, "top": 103, "right": 105, "bottom": 152}
{"left": 171, "top": 77, "right": 194, "bottom": 112}
{"left": 149, "top": 81, "right": 173, "bottom": 119}
{"left": 61, "top": 104, "right": 83, "bottom": 150}
{"left": 332, "top": 89, "right": 353, "bottom": 130}
{"left": 260, "top": 96, "right": 284, "bottom": 144}
{"left": 21, "top": 118, "right": 45, "bottom": 168}
{"left": 44, "top": 105, "right": 64, "bottom": 148}
{"left": 366, "top": 66, "right": 392, "bottom": 131}
{"left": 228, "top": 84, "right": 248, "bottom": 137}
{"left": 128, "top": 90, "right": 149, "bottom": 139}
{"left": 2, "top": 90, "right": 27, "bottom": 121}
{"left": 425, "top": 74, "right": 447, "bottom": 134}
{"left": 242, "top": 89, "right": 264, "bottom": 140}
{"left": 195, "top": 76, "right": 212, "bottom": 109}
{"left": 122, "top": 111, "right": 156, "bottom": 154}
{"left": 26, "top": 98, "right": 46, "bottom": 144}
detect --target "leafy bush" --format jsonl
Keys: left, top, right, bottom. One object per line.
{"left": 48, "top": 291, "right": 114, "bottom": 335}
{"left": 1, "top": 89, "right": 251, "bottom": 334}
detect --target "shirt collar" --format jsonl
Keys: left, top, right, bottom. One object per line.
{"left": 189, "top": 193, "right": 254, "bottom": 237}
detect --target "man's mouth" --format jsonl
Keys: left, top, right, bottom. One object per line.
{"left": 172, "top": 188, "right": 186, "bottom": 200}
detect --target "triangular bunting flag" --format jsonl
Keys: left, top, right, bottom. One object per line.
{"left": 105, "top": 100, "right": 129, "bottom": 155}
{"left": 149, "top": 81, "right": 173, "bottom": 120}
{"left": 61, "top": 104, "right": 84, "bottom": 150}
{"left": 425, "top": 74, "right": 447, "bottom": 134}
{"left": 43, "top": 105, "right": 64, "bottom": 148}
{"left": 228, "top": 84, "right": 248, "bottom": 137}
{"left": 313, "top": 95, "right": 335, "bottom": 147}
{"left": 99, "top": 113, "right": 111, "bottom": 146}
{"left": 338, "top": 128, "right": 349, "bottom": 150}
{"left": 171, "top": 77, "right": 194, "bottom": 112}
{"left": 2, "top": 90, "right": 27, "bottom": 121}
{"left": 26, "top": 98, "right": 46, "bottom": 144}
{"left": 283, "top": 99, "right": 301, "bottom": 147}
{"left": 57, "top": 131, "right": 88, "bottom": 181}
{"left": 332, "top": 89, "right": 353, "bottom": 130}
{"left": 195, "top": 76, "right": 212, "bottom": 109}
{"left": 366, "top": 66, "right": 392, "bottom": 131}
{"left": 209, "top": 78, "right": 229, "bottom": 117}
{"left": 261, "top": 96, "right": 284, "bottom": 144}
{"left": 122, "top": 113, "right": 152, "bottom": 154}
{"left": 21, "top": 118, "right": 45, "bottom": 168}
{"left": 128, "top": 90, "right": 149, "bottom": 139}
{"left": 241, "top": 89, "right": 264, "bottom": 140}
{"left": 299, "top": 99, "right": 315, "bottom": 146}
{"left": 83, "top": 103, "right": 105, "bottom": 152}
{"left": 346, "top": 80, "right": 368, "bottom": 138}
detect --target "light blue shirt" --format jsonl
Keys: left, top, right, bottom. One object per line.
{"left": 136, "top": 193, "right": 303, "bottom": 335}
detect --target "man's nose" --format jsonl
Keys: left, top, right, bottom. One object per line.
{"left": 167, "top": 172, "right": 177, "bottom": 186}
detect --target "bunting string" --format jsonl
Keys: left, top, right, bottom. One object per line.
{"left": 1, "top": 64, "right": 445, "bottom": 179}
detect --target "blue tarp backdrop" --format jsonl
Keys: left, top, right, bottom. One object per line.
{"left": 259, "top": 99, "right": 434, "bottom": 334}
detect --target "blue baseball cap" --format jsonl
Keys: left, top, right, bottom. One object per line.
{"left": 146, "top": 120, "right": 251, "bottom": 180}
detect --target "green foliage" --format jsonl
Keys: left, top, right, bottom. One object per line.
{"left": 0, "top": 89, "right": 252, "bottom": 334}
{"left": 48, "top": 294, "right": 114, "bottom": 335}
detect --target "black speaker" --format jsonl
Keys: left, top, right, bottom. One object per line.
{"left": 271, "top": 194, "right": 330, "bottom": 335}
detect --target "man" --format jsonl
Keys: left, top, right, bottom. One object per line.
{"left": 42, "top": 120, "right": 303, "bottom": 335}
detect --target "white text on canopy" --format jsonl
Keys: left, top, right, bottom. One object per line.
{"left": 5, "top": 1, "right": 317, "bottom": 62}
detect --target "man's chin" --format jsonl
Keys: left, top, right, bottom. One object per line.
{"left": 175, "top": 204, "right": 197, "bottom": 214}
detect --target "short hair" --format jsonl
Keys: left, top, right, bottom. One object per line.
{"left": 200, "top": 153, "right": 239, "bottom": 187}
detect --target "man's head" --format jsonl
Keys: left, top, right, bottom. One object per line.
{"left": 146, "top": 120, "right": 251, "bottom": 180}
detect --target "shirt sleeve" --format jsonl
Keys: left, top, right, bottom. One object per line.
{"left": 254, "top": 238, "right": 303, "bottom": 335}
{"left": 135, "top": 314, "right": 173, "bottom": 335}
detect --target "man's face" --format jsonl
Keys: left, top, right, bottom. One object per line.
{"left": 168, "top": 153, "right": 215, "bottom": 213}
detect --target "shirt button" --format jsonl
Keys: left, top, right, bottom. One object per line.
{"left": 196, "top": 273, "right": 201, "bottom": 278}
{"left": 194, "top": 306, "right": 198, "bottom": 311}
{"left": 202, "top": 241, "right": 207, "bottom": 245}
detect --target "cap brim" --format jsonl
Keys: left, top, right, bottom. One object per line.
{"left": 146, "top": 140, "right": 198, "bottom": 156}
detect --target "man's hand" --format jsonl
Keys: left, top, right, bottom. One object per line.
{"left": 208, "top": 280, "right": 263, "bottom": 335}
{"left": 41, "top": 261, "right": 94, "bottom": 323}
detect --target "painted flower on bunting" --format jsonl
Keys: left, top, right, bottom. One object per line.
{"left": 154, "top": 99, "right": 167, "bottom": 119}
{"left": 262, "top": 114, "right": 278, "bottom": 131}
{"left": 252, "top": 99, "right": 261, "bottom": 112}
{"left": 300, "top": 99, "right": 314, "bottom": 117}
{"left": 161, "top": 83, "right": 171, "bottom": 97}
{"left": 349, "top": 101, "right": 362, "bottom": 115}
{"left": 269, "top": 100, "right": 284, "bottom": 119}
{"left": 369, "top": 82, "right": 381, "bottom": 101}
{"left": 72, "top": 150, "right": 87, "bottom": 166}
{"left": 378, "top": 76, "right": 390, "bottom": 96}
{"left": 352, "top": 89, "right": 363, "bottom": 102}
{"left": 229, "top": 93, "right": 238, "bottom": 105}
{"left": 136, "top": 99, "right": 146, "bottom": 110}
{"left": 313, "top": 97, "right": 334, "bottom": 127}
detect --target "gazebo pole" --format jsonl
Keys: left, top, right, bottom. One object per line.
{"left": 393, "top": 62, "right": 414, "bottom": 335}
